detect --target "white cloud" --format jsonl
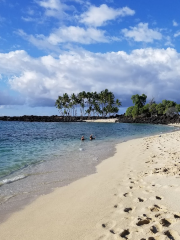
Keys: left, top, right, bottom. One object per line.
{"left": 21, "top": 16, "right": 37, "bottom": 22}
{"left": 173, "top": 20, "right": 178, "bottom": 27}
{"left": 80, "top": 4, "right": 135, "bottom": 27}
{"left": 17, "top": 29, "right": 60, "bottom": 51}
{"left": 47, "top": 26, "right": 108, "bottom": 44}
{"left": 0, "top": 48, "right": 180, "bottom": 106}
{"left": 165, "top": 36, "right": 174, "bottom": 47}
{"left": 36, "top": 0, "right": 70, "bottom": 18}
{"left": 17, "top": 26, "right": 109, "bottom": 49}
{"left": 122, "top": 23, "right": 162, "bottom": 43}
{"left": 174, "top": 31, "right": 180, "bottom": 38}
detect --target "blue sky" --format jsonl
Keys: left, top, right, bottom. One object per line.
{"left": 0, "top": 0, "right": 180, "bottom": 116}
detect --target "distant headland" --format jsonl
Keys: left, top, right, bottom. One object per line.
{"left": 0, "top": 114, "right": 179, "bottom": 125}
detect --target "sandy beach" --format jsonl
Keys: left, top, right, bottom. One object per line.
{"left": 1, "top": 130, "right": 180, "bottom": 239}
{"left": 85, "top": 118, "right": 118, "bottom": 123}
{"left": 169, "top": 123, "right": 180, "bottom": 128}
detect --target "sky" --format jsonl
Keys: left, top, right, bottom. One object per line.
{"left": 0, "top": 0, "right": 180, "bottom": 116}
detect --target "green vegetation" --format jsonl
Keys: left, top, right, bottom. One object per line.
{"left": 126, "top": 94, "right": 180, "bottom": 118}
{"left": 55, "top": 89, "right": 121, "bottom": 117}
{"left": 55, "top": 91, "right": 180, "bottom": 118}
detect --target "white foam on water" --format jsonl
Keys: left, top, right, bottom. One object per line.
{"left": 0, "top": 174, "right": 27, "bottom": 186}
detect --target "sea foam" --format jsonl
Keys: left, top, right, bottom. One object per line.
{"left": 0, "top": 174, "right": 27, "bottom": 186}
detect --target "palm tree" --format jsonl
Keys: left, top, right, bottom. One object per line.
{"left": 55, "top": 89, "right": 122, "bottom": 118}
{"left": 86, "top": 92, "right": 93, "bottom": 116}
{"left": 62, "top": 93, "right": 70, "bottom": 116}
{"left": 78, "top": 91, "right": 87, "bottom": 116}
{"left": 71, "top": 93, "right": 78, "bottom": 116}
{"left": 99, "top": 89, "right": 112, "bottom": 116}
{"left": 55, "top": 96, "right": 63, "bottom": 115}
{"left": 94, "top": 103, "right": 102, "bottom": 117}
{"left": 91, "top": 91, "right": 99, "bottom": 116}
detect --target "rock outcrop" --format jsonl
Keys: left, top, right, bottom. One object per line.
{"left": 0, "top": 114, "right": 179, "bottom": 124}
{"left": 0, "top": 115, "right": 116, "bottom": 122}
{"left": 116, "top": 114, "right": 180, "bottom": 125}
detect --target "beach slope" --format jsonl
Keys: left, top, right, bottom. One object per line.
{"left": 1, "top": 131, "right": 180, "bottom": 239}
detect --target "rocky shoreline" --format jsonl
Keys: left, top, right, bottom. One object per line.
{"left": 116, "top": 114, "right": 180, "bottom": 125}
{"left": 0, "top": 115, "right": 118, "bottom": 122}
{"left": 0, "top": 114, "right": 179, "bottom": 124}
{"left": 0, "top": 115, "right": 86, "bottom": 122}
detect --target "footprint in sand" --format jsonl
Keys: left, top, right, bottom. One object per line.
{"left": 155, "top": 196, "right": 163, "bottom": 200}
{"left": 164, "top": 229, "right": 180, "bottom": 239}
{"left": 109, "top": 229, "right": 116, "bottom": 234}
{"left": 120, "top": 229, "right": 130, "bottom": 239}
{"left": 160, "top": 218, "right": 172, "bottom": 227}
{"left": 150, "top": 223, "right": 162, "bottom": 234}
{"left": 136, "top": 218, "right": 151, "bottom": 226}
{"left": 174, "top": 213, "right": 180, "bottom": 219}
{"left": 101, "top": 220, "right": 116, "bottom": 230}
{"left": 154, "top": 213, "right": 161, "bottom": 218}
{"left": 134, "top": 197, "right": 146, "bottom": 203}
{"left": 123, "top": 192, "right": 133, "bottom": 198}
{"left": 124, "top": 207, "right": 133, "bottom": 213}
{"left": 150, "top": 204, "right": 166, "bottom": 212}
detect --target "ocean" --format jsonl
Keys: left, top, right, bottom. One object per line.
{"left": 0, "top": 121, "right": 175, "bottom": 220}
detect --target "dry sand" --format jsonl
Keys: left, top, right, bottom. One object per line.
{"left": 169, "top": 123, "right": 180, "bottom": 128}
{"left": 85, "top": 118, "right": 118, "bottom": 123}
{"left": 1, "top": 131, "right": 180, "bottom": 239}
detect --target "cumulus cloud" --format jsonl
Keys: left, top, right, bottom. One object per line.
{"left": 122, "top": 23, "right": 162, "bottom": 43}
{"left": 80, "top": 4, "right": 135, "bottom": 27}
{"left": 0, "top": 48, "right": 180, "bottom": 107}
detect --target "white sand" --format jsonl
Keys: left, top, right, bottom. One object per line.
{"left": 169, "top": 123, "right": 180, "bottom": 127}
{"left": 85, "top": 118, "right": 118, "bottom": 123}
{"left": 1, "top": 131, "right": 180, "bottom": 239}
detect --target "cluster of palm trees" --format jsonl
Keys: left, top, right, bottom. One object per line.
{"left": 55, "top": 89, "right": 121, "bottom": 117}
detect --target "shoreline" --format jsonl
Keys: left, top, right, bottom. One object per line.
{"left": 168, "top": 123, "right": 180, "bottom": 127}
{"left": 0, "top": 123, "right": 173, "bottom": 226}
{"left": 85, "top": 118, "right": 118, "bottom": 123}
{"left": 1, "top": 131, "right": 180, "bottom": 239}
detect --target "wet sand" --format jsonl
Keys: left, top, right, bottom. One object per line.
{"left": 0, "top": 131, "right": 180, "bottom": 239}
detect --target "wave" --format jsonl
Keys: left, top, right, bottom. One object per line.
{"left": 0, "top": 174, "right": 27, "bottom": 187}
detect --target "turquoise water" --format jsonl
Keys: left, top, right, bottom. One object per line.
{"left": 0, "top": 122, "right": 173, "bottom": 179}
{"left": 0, "top": 121, "right": 175, "bottom": 215}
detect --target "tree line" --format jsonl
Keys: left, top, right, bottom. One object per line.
{"left": 125, "top": 94, "right": 180, "bottom": 118}
{"left": 55, "top": 89, "right": 121, "bottom": 117}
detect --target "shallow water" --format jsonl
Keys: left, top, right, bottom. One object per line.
{"left": 0, "top": 121, "right": 175, "bottom": 220}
